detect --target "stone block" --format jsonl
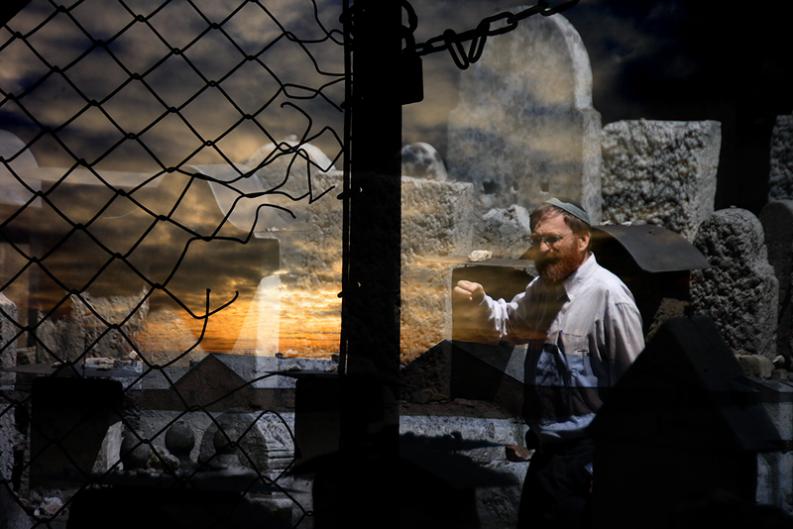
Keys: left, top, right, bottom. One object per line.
{"left": 760, "top": 200, "right": 793, "bottom": 361}
{"left": 447, "top": 12, "right": 601, "bottom": 221}
{"left": 691, "top": 208, "right": 778, "bottom": 358}
{"left": 769, "top": 114, "right": 793, "bottom": 200}
{"left": 401, "top": 177, "right": 474, "bottom": 361}
{"left": 601, "top": 120, "right": 720, "bottom": 240}
{"left": 401, "top": 176, "right": 474, "bottom": 260}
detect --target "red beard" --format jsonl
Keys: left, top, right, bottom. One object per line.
{"left": 535, "top": 251, "right": 583, "bottom": 284}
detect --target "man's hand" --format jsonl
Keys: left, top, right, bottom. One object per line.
{"left": 453, "top": 280, "right": 485, "bottom": 304}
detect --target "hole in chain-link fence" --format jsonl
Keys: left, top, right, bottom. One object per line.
{"left": 0, "top": 1, "right": 345, "bottom": 527}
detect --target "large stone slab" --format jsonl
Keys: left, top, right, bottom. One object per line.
{"left": 447, "top": 12, "right": 601, "bottom": 221}
{"left": 769, "top": 113, "right": 793, "bottom": 200}
{"left": 691, "top": 208, "right": 778, "bottom": 358}
{"left": 601, "top": 120, "right": 720, "bottom": 240}
{"left": 760, "top": 200, "right": 793, "bottom": 361}
{"left": 401, "top": 177, "right": 474, "bottom": 361}
{"left": 401, "top": 176, "right": 474, "bottom": 261}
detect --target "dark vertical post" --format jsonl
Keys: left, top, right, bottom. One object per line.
{"left": 337, "top": 0, "right": 401, "bottom": 526}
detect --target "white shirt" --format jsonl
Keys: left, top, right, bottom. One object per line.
{"left": 481, "top": 253, "right": 645, "bottom": 439}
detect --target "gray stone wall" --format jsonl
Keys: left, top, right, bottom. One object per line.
{"left": 447, "top": 12, "right": 601, "bottom": 222}
{"left": 769, "top": 114, "right": 793, "bottom": 200}
{"left": 601, "top": 120, "right": 720, "bottom": 240}
{"left": 691, "top": 208, "right": 778, "bottom": 358}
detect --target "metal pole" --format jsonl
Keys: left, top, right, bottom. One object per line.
{"left": 337, "top": 0, "right": 401, "bottom": 525}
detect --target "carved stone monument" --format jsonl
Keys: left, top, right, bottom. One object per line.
{"left": 691, "top": 208, "right": 778, "bottom": 359}
{"left": 447, "top": 12, "right": 601, "bottom": 221}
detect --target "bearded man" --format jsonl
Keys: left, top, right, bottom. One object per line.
{"left": 453, "top": 198, "right": 645, "bottom": 529}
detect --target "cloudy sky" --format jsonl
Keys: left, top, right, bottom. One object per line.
{"left": 1, "top": 0, "right": 791, "bottom": 362}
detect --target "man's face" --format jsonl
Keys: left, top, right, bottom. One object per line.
{"left": 530, "top": 213, "right": 590, "bottom": 283}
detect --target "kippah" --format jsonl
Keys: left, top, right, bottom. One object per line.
{"left": 543, "top": 197, "right": 591, "bottom": 226}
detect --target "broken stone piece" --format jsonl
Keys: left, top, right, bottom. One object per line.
{"left": 735, "top": 354, "right": 775, "bottom": 379}
{"left": 468, "top": 250, "right": 493, "bottom": 262}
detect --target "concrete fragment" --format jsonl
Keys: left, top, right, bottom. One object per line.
{"left": 401, "top": 142, "right": 448, "bottom": 181}
{"left": 691, "top": 208, "right": 778, "bottom": 358}
{"left": 601, "top": 120, "right": 720, "bottom": 240}
{"left": 447, "top": 13, "right": 601, "bottom": 221}
{"left": 760, "top": 200, "right": 793, "bottom": 361}
{"left": 769, "top": 114, "right": 793, "bottom": 200}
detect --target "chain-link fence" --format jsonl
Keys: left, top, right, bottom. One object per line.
{"left": 0, "top": 0, "right": 585, "bottom": 527}
{"left": 0, "top": 0, "right": 345, "bottom": 527}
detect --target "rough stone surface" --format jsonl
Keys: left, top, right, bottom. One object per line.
{"left": 760, "top": 200, "right": 793, "bottom": 361}
{"left": 473, "top": 205, "right": 532, "bottom": 259}
{"left": 400, "top": 415, "right": 528, "bottom": 529}
{"left": 447, "top": 12, "right": 601, "bottom": 221}
{"left": 691, "top": 208, "right": 778, "bottom": 358}
{"left": 35, "top": 292, "right": 151, "bottom": 364}
{"left": 401, "top": 142, "right": 448, "bottom": 181}
{"left": 0, "top": 294, "right": 17, "bottom": 512}
{"left": 138, "top": 410, "right": 295, "bottom": 473}
{"left": 401, "top": 176, "right": 474, "bottom": 261}
{"left": 92, "top": 421, "right": 123, "bottom": 473}
{"left": 401, "top": 177, "right": 474, "bottom": 361}
{"left": 769, "top": 114, "right": 793, "bottom": 201}
{"left": 601, "top": 120, "right": 720, "bottom": 240}
{"left": 736, "top": 354, "right": 775, "bottom": 379}
{"left": 1, "top": 293, "right": 17, "bottom": 386}
{"left": 754, "top": 379, "right": 793, "bottom": 514}
{"left": 197, "top": 412, "right": 294, "bottom": 478}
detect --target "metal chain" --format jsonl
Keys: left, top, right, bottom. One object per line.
{"left": 411, "top": 0, "right": 580, "bottom": 69}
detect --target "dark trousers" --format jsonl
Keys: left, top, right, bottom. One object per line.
{"left": 517, "top": 436, "right": 594, "bottom": 529}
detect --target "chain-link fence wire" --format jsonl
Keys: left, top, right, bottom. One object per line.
{"left": 0, "top": 0, "right": 585, "bottom": 526}
{"left": 0, "top": 0, "right": 345, "bottom": 527}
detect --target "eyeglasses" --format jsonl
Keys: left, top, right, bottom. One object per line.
{"left": 529, "top": 233, "right": 570, "bottom": 248}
